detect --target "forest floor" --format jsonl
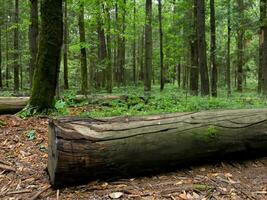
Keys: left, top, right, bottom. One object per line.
{"left": 0, "top": 115, "right": 267, "bottom": 200}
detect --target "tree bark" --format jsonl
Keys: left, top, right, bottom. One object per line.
{"left": 29, "top": 0, "right": 63, "bottom": 111}
{"left": 63, "top": 0, "right": 69, "bottom": 90}
{"left": 13, "top": 0, "right": 19, "bottom": 93}
{"left": 210, "top": 0, "right": 217, "bottom": 97}
{"left": 197, "top": 0, "right": 209, "bottom": 96}
{"left": 48, "top": 109, "right": 267, "bottom": 187}
{"left": 261, "top": 0, "right": 267, "bottom": 95}
{"left": 106, "top": 5, "right": 112, "bottom": 94}
{"left": 144, "top": 0, "right": 152, "bottom": 93}
{"left": 29, "top": 0, "right": 39, "bottom": 88}
{"left": 226, "top": 0, "right": 231, "bottom": 96}
{"left": 158, "top": 0, "right": 164, "bottom": 91}
{"left": 78, "top": 1, "right": 88, "bottom": 94}
{"left": 190, "top": 0, "right": 199, "bottom": 95}
{"left": 0, "top": 27, "right": 2, "bottom": 89}
{"left": 237, "top": 0, "right": 244, "bottom": 92}
{"left": 132, "top": 0, "right": 137, "bottom": 85}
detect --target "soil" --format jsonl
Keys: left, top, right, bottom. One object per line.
{"left": 0, "top": 115, "right": 267, "bottom": 200}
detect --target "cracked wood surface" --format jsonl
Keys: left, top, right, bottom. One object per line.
{"left": 48, "top": 109, "right": 267, "bottom": 187}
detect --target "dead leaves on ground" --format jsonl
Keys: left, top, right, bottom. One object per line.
{"left": 0, "top": 115, "right": 267, "bottom": 199}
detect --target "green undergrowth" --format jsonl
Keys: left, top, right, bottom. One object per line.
{"left": 73, "top": 85, "right": 267, "bottom": 118}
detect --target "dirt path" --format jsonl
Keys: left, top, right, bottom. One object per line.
{"left": 0, "top": 115, "right": 266, "bottom": 200}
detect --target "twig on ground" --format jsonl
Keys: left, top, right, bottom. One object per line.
{"left": 29, "top": 185, "right": 51, "bottom": 200}
{"left": 0, "top": 163, "right": 16, "bottom": 172}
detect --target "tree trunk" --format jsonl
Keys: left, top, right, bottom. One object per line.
{"left": 106, "top": 5, "right": 112, "bottom": 93}
{"left": 29, "top": 0, "right": 39, "bottom": 88}
{"left": 78, "top": 1, "right": 88, "bottom": 94}
{"left": 63, "top": 0, "right": 69, "bottom": 90}
{"left": 29, "top": 0, "right": 63, "bottom": 111}
{"left": 0, "top": 28, "right": 2, "bottom": 89}
{"left": 260, "top": 0, "right": 266, "bottom": 94}
{"left": 226, "top": 0, "right": 231, "bottom": 96}
{"left": 139, "top": 27, "right": 145, "bottom": 81}
{"left": 237, "top": 0, "right": 244, "bottom": 92}
{"left": 197, "top": 0, "right": 209, "bottom": 96}
{"left": 5, "top": 23, "right": 9, "bottom": 88}
{"left": 48, "top": 109, "right": 267, "bottom": 187}
{"left": 132, "top": 0, "right": 137, "bottom": 85}
{"left": 210, "top": 0, "right": 217, "bottom": 97}
{"left": 190, "top": 0, "right": 199, "bottom": 95}
{"left": 144, "top": 0, "right": 152, "bottom": 94}
{"left": 158, "top": 0, "right": 164, "bottom": 91}
{"left": 13, "top": 0, "right": 19, "bottom": 93}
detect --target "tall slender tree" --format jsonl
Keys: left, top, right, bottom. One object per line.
{"left": 158, "top": 0, "right": 164, "bottom": 91}
{"left": 29, "top": 0, "right": 38, "bottom": 88}
{"left": 190, "top": 0, "right": 199, "bottom": 95}
{"left": 78, "top": 0, "right": 88, "bottom": 94}
{"left": 144, "top": 0, "right": 152, "bottom": 93}
{"left": 261, "top": 0, "right": 267, "bottom": 95}
{"left": 226, "top": 0, "right": 231, "bottom": 96}
{"left": 259, "top": 0, "right": 266, "bottom": 93}
{"left": 29, "top": 0, "right": 63, "bottom": 111}
{"left": 0, "top": 27, "right": 2, "bottom": 89}
{"left": 237, "top": 0, "right": 244, "bottom": 92}
{"left": 197, "top": 0, "right": 209, "bottom": 95}
{"left": 13, "top": 0, "right": 19, "bottom": 92}
{"left": 210, "top": 0, "right": 217, "bottom": 97}
{"left": 63, "top": 0, "right": 69, "bottom": 89}
{"left": 132, "top": 0, "right": 137, "bottom": 85}
{"left": 106, "top": 4, "right": 112, "bottom": 93}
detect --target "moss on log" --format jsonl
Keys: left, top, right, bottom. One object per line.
{"left": 48, "top": 109, "right": 267, "bottom": 187}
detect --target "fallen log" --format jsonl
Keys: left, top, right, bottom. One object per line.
{"left": 48, "top": 109, "right": 267, "bottom": 187}
{"left": 0, "top": 95, "right": 122, "bottom": 114}
{"left": 0, "top": 97, "right": 29, "bottom": 114}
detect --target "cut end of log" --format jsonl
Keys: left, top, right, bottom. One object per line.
{"left": 47, "top": 121, "right": 58, "bottom": 186}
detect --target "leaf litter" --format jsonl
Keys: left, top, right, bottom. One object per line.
{"left": 0, "top": 115, "right": 267, "bottom": 199}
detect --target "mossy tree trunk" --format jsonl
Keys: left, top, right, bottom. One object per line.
{"left": 29, "top": 0, "right": 63, "bottom": 111}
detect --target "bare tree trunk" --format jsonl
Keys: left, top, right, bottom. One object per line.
{"left": 226, "top": 0, "right": 231, "bottom": 96}
{"left": 63, "top": 0, "right": 69, "bottom": 90}
{"left": 132, "top": 0, "right": 137, "bottom": 85}
{"left": 106, "top": 5, "right": 112, "bottom": 93}
{"left": 13, "top": 0, "right": 19, "bottom": 93}
{"left": 144, "top": 0, "right": 152, "bottom": 94}
{"left": 261, "top": 0, "right": 267, "bottom": 95}
{"left": 78, "top": 1, "right": 88, "bottom": 94}
{"left": 259, "top": 0, "right": 266, "bottom": 94}
{"left": 158, "top": 0, "right": 164, "bottom": 91}
{"left": 237, "top": 0, "right": 244, "bottom": 92}
{"left": 29, "top": 0, "right": 38, "bottom": 88}
{"left": 197, "top": 0, "right": 209, "bottom": 96}
{"left": 210, "top": 0, "right": 217, "bottom": 97}
{"left": 0, "top": 28, "right": 2, "bottom": 89}
{"left": 190, "top": 0, "right": 199, "bottom": 95}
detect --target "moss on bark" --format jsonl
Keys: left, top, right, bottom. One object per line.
{"left": 28, "top": 0, "right": 63, "bottom": 112}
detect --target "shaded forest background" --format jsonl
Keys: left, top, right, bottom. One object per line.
{"left": 0, "top": 0, "right": 266, "bottom": 107}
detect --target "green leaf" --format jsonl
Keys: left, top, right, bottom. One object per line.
{"left": 27, "top": 130, "right": 36, "bottom": 141}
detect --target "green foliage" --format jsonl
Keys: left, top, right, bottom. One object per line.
{"left": 0, "top": 120, "right": 6, "bottom": 127}
{"left": 55, "top": 100, "right": 69, "bottom": 115}
{"left": 26, "top": 130, "right": 36, "bottom": 141}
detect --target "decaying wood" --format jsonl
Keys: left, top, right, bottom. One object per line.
{"left": 0, "top": 95, "right": 122, "bottom": 114}
{"left": 48, "top": 109, "right": 267, "bottom": 187}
